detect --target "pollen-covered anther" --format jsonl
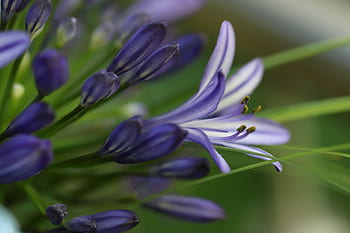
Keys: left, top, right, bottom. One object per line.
{"left": 236, "top": 125, "right": 247, "bottom": 132}
{"left": 241, "top": 105, "right": 249, "bottom": 114}
{"left": 246, "top": 126, "right": 256, "bottom": 133}
{"left": 241, "top": 96, "right": 250, "bottom": 104}
{"left": 252, "top": 105, "right": 262, "bottom": 114}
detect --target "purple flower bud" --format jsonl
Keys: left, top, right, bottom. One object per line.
{"left": 56, "top": 17, "right": 77, "bottom": 47}
{"left": 1, "top": 0, "right": 23, "bottom": 22}
{"left": 151, "top": 157, "right": 210, "bottom": 180}
{"left": 64, "top": 216, "right": 96, "bottom": 233}
{"left": 127, "top": 43, "right": 179, "bottom": 85}
{"left": 80, "top": 71, "right": 120, "bottom": 107}
{"left": 25, "top": 0, "right": 52, "bottom": 37}
{"left": 46, "top": 203, "right": 68, "bottom": 225}
{"left": 118, "top": 12, "right": 152, "bottom": 44}
{"left": 106, "top": 22, "right": 167, "bottom": 75}
{"left": 99, "top": 116, "right": 142, "bottom": 156}
{"left": 126, "top": 176, "right": 171, "bottom": 199}
{"left": 32, "top": 49, "right": 69, "bottom": 96}
{"left": 16, "top": 0, "right": 31, "bottom": 12}
{"left": 114, "top": 123, "right": 187, "bottom": 164}
{"left": 0, "top": 135, "right": 53, "bottom": 184}
{"left": 143, "top": 195, "right": 225, "bottom": 222}
{"left": 166, "top": 33, "right": 204, "bottom": 73}
{"left": 0, "top": 31, "right": 30, "bottom": 68}
{"left": 90, "top": 210, "right": 139, "bottom": 233}
{"left": 4, "top": 102, "right": 55, "bottom": 137}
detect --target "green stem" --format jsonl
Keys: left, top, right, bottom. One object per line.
{"left": 263, "top": 36, "right": 350, "bottom": 69}
{"left": 6, "top": 14, "right": 17, "bottom": 30}
{"left": 19, "top": 182, "right": 46, "bottom": 215}
{"left": 49, "top": 152, "right": 114, "bottom": 169}
{"left": 260, "top": 95, "right": 350, "bottom": 122}
{"left": 0, "top": 55, "right": 24, "bottom": 129}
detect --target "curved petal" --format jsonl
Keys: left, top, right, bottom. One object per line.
{"left": 212, "top": 142, "right": 282, "bottom": 172}
{"left": 199, "top": 21, "right": 235, "bottom": 92}
{"left": 0, "top": 31, "right": 30, "bottom": 68}
{"left": 145, "top": 71, "right": 226, "bottom": 127}
{"left": 217, "top": 58, "right": 264, "bottom": 112}
{"left": 185, "top": 127, "right": 231, "bottom": 173}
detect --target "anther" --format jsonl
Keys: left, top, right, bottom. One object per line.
{"left": 236, "top": 125, "right": 247, "bottom": 132}
{"left": 252, "top": 105, "right": 262, "bottom": 113}
{"left": 241, "top": 96, "right": 250, "bottom": 104}
{"left": 241, "top": 105, "right": 249, "bottom": 114}
{"left": 246, "top": 127, "right": 256, "bottom": 133}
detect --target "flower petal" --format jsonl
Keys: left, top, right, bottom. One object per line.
{"left": 145, "top": 71, "right": 226, "bottom": 127}
{"left": 0, "top": 31, "right": 30, "bottom": 68}
{"left": 211, "top": 142, "right": 282, "bottom": 172}
{"left": 185, "top": 127, "right": 231, "bottom": 173}
{"left": 217, "top": 58, "right": 264, "bottom": 111}
{"left": 199, "top": 21, "right": 235, "bottom": 92}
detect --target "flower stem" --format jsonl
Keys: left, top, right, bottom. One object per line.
{"left": 19, "top": 182, "right": 46, "bottom": 215}
{"left": 0, "top": 54, "right": 24, "bottom": 129}
{"left": 260, "top": 95, "right": 350, "bottom": 122}
{"left": 263, "top": 36, "right": 350, "bottom": 70}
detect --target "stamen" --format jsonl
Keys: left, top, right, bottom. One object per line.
{"left": 252, "top": 105, "right": 262, "bottom": 113}
{"left": 246, "top": 127, "right": 256, "bottom": 133}
{"left": 236, "top": 125, "right": 247, "bottom": 132}
{"left": 241, "top": 105, "right": 249, "bottom": 114}
{"left": 241, "top": 96, "right": 250, "bottom": 104}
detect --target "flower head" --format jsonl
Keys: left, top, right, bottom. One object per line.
{"left": 144, "top": 21, "right": 290, "bottom": 172}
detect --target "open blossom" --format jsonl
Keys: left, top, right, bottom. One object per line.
{"left": 144, "top": 21, "right": 290, "bottom": 173}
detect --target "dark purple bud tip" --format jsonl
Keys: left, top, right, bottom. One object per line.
{"left": 127, "top": 43, "right": 180, "bottom": 84}
{"left": 25, "top": 0, "right": 52, "bottom": 37}
{"left": 0, "top": 31, "right": 30, "bottom": 68}
{"left": 16, "top": 0, "right": 32, "bottom": 12}
{"left": 81, "top": 70, "right": 120, "bottom": 107}
{"left": 0, "top": 135, "right": 53, "bottom": 184}
{"left": 107, "top": 22, "right": 167, "bottom": 75}
{"left": 118, "top": 12, "right": 152, "bottom": 44}
{"left": 33, "top": 49, "right": 69, "bottom": 96}
{"left": 46, "top": 203, "right": 68, "bottom": 225}
{"left": 99, "top": 116, "right": 143, "bottom": 156}
{"left": 4, "top": 102, "right": 55, "bottom": 137}
{"left": 114, "top": 123, "right": 187, "bottom": 164}
{"left": 90, "top": 209, "right": 139, "bottom": 233}
{"left": 151, "top": 157, "right": 210, "bottom": 180}
{"left": 166, "top": 33, "right": 205, "bottom": 73}
{"left": 143, "top": 195, "right": 226, "bottom": 223}
{"left": 64, "top": 216, "right": 96, "bottom": 233}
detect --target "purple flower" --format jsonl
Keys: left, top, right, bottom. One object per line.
{"left": 144, "top": 21, "right": 290, "bottom": 173}
{"left": 114, "top": 123, "right": 187, "bottom": 164}
{"left": 127, "top": 0, "right": 207, "bottom": 22}
{"left": 107, "top": 22, "right": 167, "bottom": 75}
{"left": 46, "top": 203, "right": 68, "bottom": 225}
{"left": 32, "top": 49, "right": 69, "bottom": 96}
{"left": 143, "top": 195, "right": 225, "bottom": 222}
{"left": 117, "top": 12, "right": 152, "bottom": 44}
{"left": 126, "top": 43, "right": 180, "bottom": 84}
{"left": 0, "top": 31, "right": 30, "bottom": 68}
{"left": 0, "top": 135, "right": 52, "bottom": 184}
{"left": 150, "top": 157, "right": 210, "bottom": 179}
{"left": 4, "top": 102, "right": 55, "bottom": 137}
{"left": 25, "top": 0, "right": 52, "bottom": 37}
{"left": 81, "top": 71, "right": 120, "bottom": 107}
{"left": 63, "top": 210, "right": 139, "bottom": 233}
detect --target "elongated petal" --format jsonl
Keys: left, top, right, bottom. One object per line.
{"left": 99, "top": 116, "right": 143, "bottom": 155}
{"left": 0, "top": 31, "right": 30, "bottom": 68}
{"left": 91, "top": 210, "right": 139, "bottom": 233}
{"left": 185, "top": 128, "right": 231, "bottom": 173}
{"left": 4, "top": 102, "right": 55, "bottom": 136}
{"left": 107, "top": 22, "right": 167, "bottom": 75}
{"left": 143, "top": 195, "right": 225, "bottom": 222}
{"left": 145, "top": 71, "right": 225, "bottom": 126}
{"left": 199, "top": 21, "right": 234, "bottom": 92}
{"left": 212, "top": 142, "right": 282, "bottom": 172}
{"left": 217, "top": 58, "right": 264, "bottom": 111}
{"left": 115, "top": 124, "right": 187, "bottom": 163}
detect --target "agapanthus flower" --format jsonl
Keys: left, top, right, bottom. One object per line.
{"left": 144, "top": 21, "right": 290, "bottom": 172}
